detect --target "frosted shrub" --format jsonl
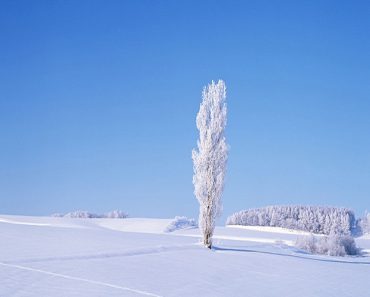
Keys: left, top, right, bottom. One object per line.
{"left": 339, "top": 235, "right": 359, "bottom": 255}
{"left": 296, "top": 234, "right": 316, "bottom": 253}
{"left": 165, "top": 216, "right": 197, "bottom": 232}
{"left": 64, "top": 211, "right": 100, "bottom": 218}
{"left": 103, "top": 210, "right": 128, "bottom": 219}
{"left": 321, "top": 233, "right": 346, "bottom": 256}
{"left": 296, "top": 233, "right": 359, "bottom": 256}
{"left": 50, "top": 213, "right": 64, "bottom": 217}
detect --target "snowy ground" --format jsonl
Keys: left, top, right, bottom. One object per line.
{"left": 1, "top": 215, "right": 369, "bottom": 297}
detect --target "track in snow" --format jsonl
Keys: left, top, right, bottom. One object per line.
{"left": 0, "top": 262, "right": 163, "bottom": 297}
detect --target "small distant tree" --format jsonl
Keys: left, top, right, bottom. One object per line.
{"left": 192, "top": 80, "right": 228, "bottom": 248}
{"left": 358, "top": 212, "right": 370, "bottom": 235}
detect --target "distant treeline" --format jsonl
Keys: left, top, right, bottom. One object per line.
{"left": 226, "top": 205, "right": 356, "bottom": 235}
{"left": 51, "top": 210, "right": 128, "bottom": 219}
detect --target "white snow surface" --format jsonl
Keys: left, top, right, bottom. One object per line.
{"left": 1, "top": 215, "right": 369, "bottom": 297}
{"left": 226, "top": 224, "right": 323, "bottom": 235}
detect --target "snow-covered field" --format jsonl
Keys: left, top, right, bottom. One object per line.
{"left": 1, "top": 215, "right": 369, "bottom": 297}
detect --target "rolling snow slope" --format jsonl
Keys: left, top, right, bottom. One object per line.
{"left": 0, "top": 215, "right": 369, "bottom": 297}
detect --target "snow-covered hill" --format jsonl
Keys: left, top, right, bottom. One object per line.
{"left": 0, "top": 215, "right": 369, "bottom": 297}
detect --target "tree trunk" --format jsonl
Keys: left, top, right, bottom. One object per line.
{"left": 204, "top": 228, "right": 212, "bottom": 248}
{"left": 203, "top": 200, "right": 213, "bottom": 248}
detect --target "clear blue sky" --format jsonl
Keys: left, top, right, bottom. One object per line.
{"left": 1, "top": 0, "right": 369, "bottom": 222}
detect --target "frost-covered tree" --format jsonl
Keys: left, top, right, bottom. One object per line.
{"left": 192, "top": 80, "right": 228, "bottom": 248}
{"left": 357, "top": 212, "right": 370, "bottom": 235}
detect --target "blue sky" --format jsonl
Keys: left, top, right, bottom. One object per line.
{"left": 1, "top": 0, "right": 370, "bottom": 222}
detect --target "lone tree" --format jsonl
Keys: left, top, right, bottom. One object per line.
{"left": 192, "top": 80, "right": 228, "bottom": 248}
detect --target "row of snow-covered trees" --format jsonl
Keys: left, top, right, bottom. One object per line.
{"left": 226, "top": 205, "right": 356, "bottom": 235}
